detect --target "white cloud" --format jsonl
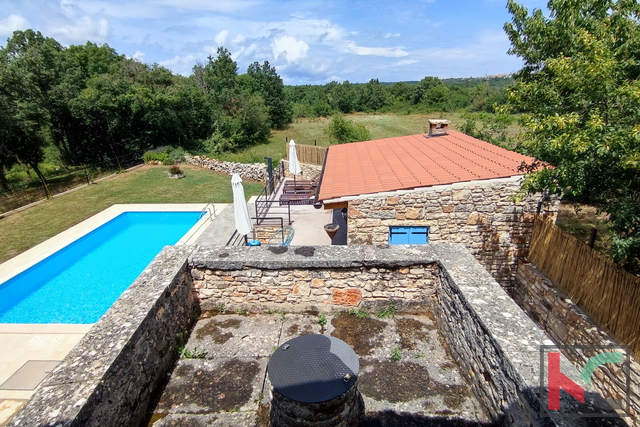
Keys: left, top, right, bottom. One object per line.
{"left": 383, "top": 33, "right": 400, "bottom": 39}
{"left": 0, "top": 14, "right": 29, "bottom": 38}
{"left": 232, "top": 43, "right": 259, "bottom": 61}
{"left": 130, "top": 50, "right": 145, "bottom": 60}
{"left": 394, "top": 59, "right": 419, "bottom": 66}
{"left": 157, "top": 0, "right": 256, "bottom": 12}
{"left": 344, "top": 42, "right": 408, "bottom": 58}
{"left": 232, "top": 33, "right": 246, "bottom": 44}
{"left": 214, "top": 29, "right": 229, "bottom": 46}
{"left": 159, "top": 54, "right": 198, "bottom": 75}
{"left": 50, "top": 16, "right": 110, "bottom": 44}
{"left": 272, "top": 35, "right": 309, "bottom": 63}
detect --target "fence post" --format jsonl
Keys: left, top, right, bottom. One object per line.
{"left": 588, "top": 228, "right": 597, "bottom": 248}
{"left": 83, "top": 165, "right": 91, "bottom": 185}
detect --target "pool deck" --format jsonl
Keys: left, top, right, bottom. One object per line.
{"left": 0, "top": 200, "right": 334, "bottom": 425}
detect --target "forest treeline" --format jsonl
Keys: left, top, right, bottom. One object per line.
{"left": 285, "top": 76, "right": 513, "bottom": 118}
{"left": 0, "top": 29, "right": 514, "bottom": 192}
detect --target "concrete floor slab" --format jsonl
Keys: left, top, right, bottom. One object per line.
{"left": 147, "top": 312, "right": 491, "bottom": 426}
{"left": 187, "top": 313, "right": 282, "bottom": 358}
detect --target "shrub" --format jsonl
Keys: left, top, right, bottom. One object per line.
{"left": 142, "top": 151, "right": 157, "bottom": 163}
{"left": 162, "top": 157, "right": 175, "bottom": 165}
{"left": 168, "top": 166, "right": 182, "bottom": 175}
{"left": 326, "top": 114, "right": 371, "bottom": 144}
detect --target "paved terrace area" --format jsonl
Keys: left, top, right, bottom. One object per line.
{"left": 145, "top": 310, "right": 493, "bottom": 427}
{"left": 0, "top": 199, "right": 332, "bottom": 426}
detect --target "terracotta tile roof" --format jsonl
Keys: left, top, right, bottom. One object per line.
{"left": 317, "top": 130, "right": 537, "bottom": 201}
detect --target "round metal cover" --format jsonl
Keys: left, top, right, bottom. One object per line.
{"left": 268, "top": 334, "right": 359, "bottom": 403}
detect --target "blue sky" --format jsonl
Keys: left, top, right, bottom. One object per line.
{"left": 0, "top": 0, "right": 548, "bottom": 85}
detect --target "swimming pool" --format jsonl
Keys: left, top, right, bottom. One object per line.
{"left": 0, "top": 211, "right": 200, "bottom": 324}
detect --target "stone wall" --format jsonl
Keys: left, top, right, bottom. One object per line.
{"left": 513, "top": 260, "right": 639, "bottom": 422}
{"left": 190, "top": 244, "right": 615, "bottom": 425}
{"left": 282, "top": 159, "right": 322, "bottom": 180}
{"left": 433, "top": 245, "right": 622, "bottom": 426}
{"left": 346, "top": 176, "right": 559, "bottom": 287}
{"left": 192, "top": 262, "right": 437, "bottom": 310}
{"left": 8, "top": 246, "right": 199, "bottom": 427}
{"left": 184, "top": 155, "right": 268, "bottom": 182}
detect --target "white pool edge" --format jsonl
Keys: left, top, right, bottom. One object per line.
{"left": 0, "top": 203, "right": 224, "bottom": 287}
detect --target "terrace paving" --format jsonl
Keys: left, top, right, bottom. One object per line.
{"left": 146, "top": 311, "right": 493, "bottom": 427}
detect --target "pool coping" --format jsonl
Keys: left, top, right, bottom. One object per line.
{"left": 0, "top": 203, "right": 219, "bottom": 287}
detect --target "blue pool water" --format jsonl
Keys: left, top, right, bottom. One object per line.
{"left": 0, "top": 211, "right": 199, "bottom": 324}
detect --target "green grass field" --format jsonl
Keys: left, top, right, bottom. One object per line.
{"left": 0, "top": 164, "right": 263, "bottom": 264}
{"left": 215, "top": 112, "right": 475, "bottom": 163}
{"left": 215, "top": 112, "right": 523, "bottom": 164}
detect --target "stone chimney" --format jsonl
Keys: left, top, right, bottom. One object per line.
{"left": 427, "top": 119, "right": 450, "bottom": 136}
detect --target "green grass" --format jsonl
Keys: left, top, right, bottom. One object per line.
{"left": 214, "top": 112, "right": 491, "bottom": 164}
{"left": 0, "top": 164, "right": 263, "bottom": 264}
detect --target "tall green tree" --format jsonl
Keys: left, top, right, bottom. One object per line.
{"left": 203, "top": 47, "right": 238, "bottom": 106}
{"left": 246, "top": 61, "right": 291, "bottom": 129}
{"left": 0, "top": 30, "right": 64, "bottom": 197}
{"left": 504, "top": 0, "right": 640, "bottom": 272}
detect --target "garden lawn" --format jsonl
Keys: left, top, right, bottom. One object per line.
{"left": 0, "top": 164, "right": 263, "bottom": 264}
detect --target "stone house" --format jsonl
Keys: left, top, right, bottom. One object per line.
{"left": 315, "top": 120, "right": 559, "bottom": 287}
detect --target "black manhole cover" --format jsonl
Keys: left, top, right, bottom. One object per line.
{"left": 268, "top": 334, "right": 359, "bottom": 403}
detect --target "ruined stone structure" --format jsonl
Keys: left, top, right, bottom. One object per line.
{"left": 345, "top": 177, "right": 559, "bottom": 286}
{"left": 9, "top": 245, "right": 624, "bottom": 426}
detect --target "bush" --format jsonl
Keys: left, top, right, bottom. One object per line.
{"left": 168, "top": 165, "right": 182, "bottom": 175}
{"left": 162, "top": 157, "right": 175, "bottom": 165}
{"left": 142, "top": 151, "right": 157, "bottom": 163}
{"left": 325, "top": 114, "right": 372, "bottom": 144}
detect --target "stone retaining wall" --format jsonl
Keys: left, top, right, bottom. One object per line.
{"left": 8, "top": 246, "right": 199, "bottom": 427}
{"left": 191, "top": 263, "right": 438, "bottom": 309}
{"left": 346, "top": 176, "right": 559, "bottom": 287}
{"left": 184, "top": 155, "right": 268, "bottom": 182}
{"left": 433, "top": 245, "right": 625, "bottom": 425}
{"left": 513, "top": 260, "right": 639, "bottom": 422}
{"left": 282, "top": 160, "right": 322, "bottom": 180}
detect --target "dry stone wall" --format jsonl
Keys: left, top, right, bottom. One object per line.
{"left": 282, "top": 159, "right": 322, "bottom": 180}
{"left": 184, "top": 155, "right": 268, "bottom": 182}
{"left": 191, "top": 263, "right": 438, "bottom": 310}
{"left": 513, "top": 261, "right": 640, "bottom": 423}
{"left": 346, "top": 177, "right": 559, "bottom": 287}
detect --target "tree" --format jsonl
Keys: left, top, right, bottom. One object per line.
{"left": 246, "top": 61, "right": 291, "bottom": 129}
{"left": 203, "top": 47, "right": 238, "bottom": 106}
{"left": 411, "top": 76, "right": 443, "bottom": 105}
{"left": 0, "top": 30, "right": 64, "bottom": 197}
{"left": 504, "top": 0, "right": 640, "bottom": 272}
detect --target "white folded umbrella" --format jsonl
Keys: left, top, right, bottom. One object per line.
{"left": 289, "top": 139, "right": 301, "bottom": 191}
{"left": 231, "top": 173, "right": 252, "bottom": 237}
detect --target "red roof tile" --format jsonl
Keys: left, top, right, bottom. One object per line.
{"left": 317, "top": 130, "right": 536, "bottom": 201}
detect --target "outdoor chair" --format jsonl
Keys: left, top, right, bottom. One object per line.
{"left": 266, "top": 226, "right": 295, "bottom": 246}
{"left": 279, "top": 193, "right": 315, "bottom": 205}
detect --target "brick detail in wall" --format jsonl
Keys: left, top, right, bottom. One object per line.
{"left": 346, "top": 178, "right": 559, "bottom": 287}
{"left": 513, "top": 261, "right": 640, "bottom": 422}
{"left": 191, "top": 265, "right": 438, "bottom": 307}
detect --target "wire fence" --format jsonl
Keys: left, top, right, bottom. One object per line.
{"left": 0, "top": 153, "right": 141, "bottom": 215}
{"left": 529, "top": 216, "right": 640, "bottom": 358}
